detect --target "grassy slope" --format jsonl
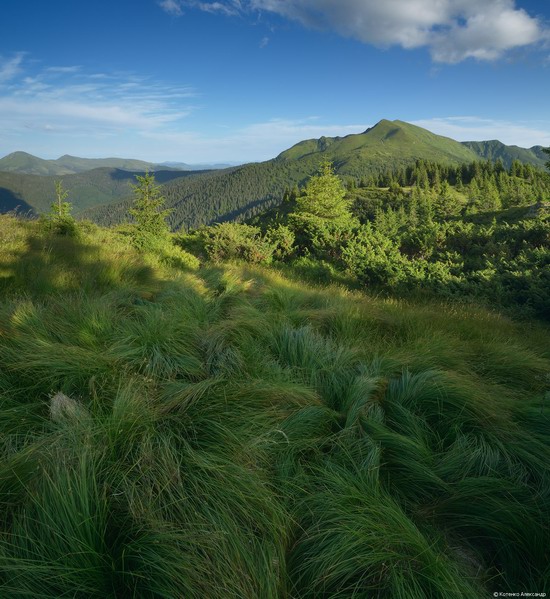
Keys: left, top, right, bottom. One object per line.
{"left": 0, "top": 216, "right": 549, "bottom": 598}
{"left": 279, "top": 120, "right": 479, "bottom": 170}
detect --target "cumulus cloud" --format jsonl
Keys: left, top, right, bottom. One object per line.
{"left": 186, "top": 0, "right": 545, "bottom": 63}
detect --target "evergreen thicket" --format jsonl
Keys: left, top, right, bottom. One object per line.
{"left": 192, "top": 158, "right": 550, "bottom": 319}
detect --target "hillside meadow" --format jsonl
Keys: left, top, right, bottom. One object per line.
{"left": 0, "top": 214, "right": 548, "bottom": 597}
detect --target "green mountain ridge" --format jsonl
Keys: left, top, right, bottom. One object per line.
{"left": 462, "top": 140, "right": 546, "bottom": 168}
{"left": 87, "top": 119, "right": 550, "bottom": 231}
{"left": 0, "top": 152, "right": 238, "bottom": 176}
{"left": 0, "top": 151, "right": 166, "bottom": 176}
{"left": 277, "top": 119, "right": 479, "bottom": 167}
{"left": 1, "top": 119, "right": 548, "bottom": 228}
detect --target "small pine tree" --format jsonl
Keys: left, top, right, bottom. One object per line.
{"left": 290, "top": 160, "right": 355, "bottom": 260}
{"left": 129, "top": 172, "right": 172, "bottom": 251}
{"left": 295, "top": 160, "right": 351, "bottom": 221}
{"left": 43, "top": 180, "right": 78, "bottom": 236}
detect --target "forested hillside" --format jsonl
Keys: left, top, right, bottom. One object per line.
{"left": 2, "top": 120, "right": 548, "bottom": 231}
{"left": 0, "top": 168, "right": 203, "bottom": 215}
{"left": 85, "top": 120, "right": 550, "bottom": 231}
{"left": 187, "top": 156, "right": 550, "bottom": 320}
{"left": 462, "top": 140, "right": 546, "bottom": 168}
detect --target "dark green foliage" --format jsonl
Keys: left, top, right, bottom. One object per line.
{"left": 246, "top": 158, "right": 550, "bottom": 318}
{"left": 198, "top": 222, "right": 277, "bottom": 264}
{"left": 128, "top": 172, "right": 172, "bottom": 251}
{"left": 265, "top": 224, "right": 295, "bottom": 260}
{"left": 294, "top": 160, "right": 352, "bottom": 221}
{"left": 289, "top": 161, "right": 357, "bottom": 261}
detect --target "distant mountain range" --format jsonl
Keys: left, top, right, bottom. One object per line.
{"left": 0, "top": 152, "right": 236, "bottom": 176}
{"left": 1, "top": 119, "right": 547, "bottom": 226}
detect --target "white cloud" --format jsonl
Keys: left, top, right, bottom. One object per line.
{"left": 194, "top": 1, "right": 239, "bottom": 15}
{"left": 430, "top": 5, "right": 542, "bottom": 63}
{"left": 0, "top": 61, "right": 197, "bottom": 157}
{"left": 186, "top": 0, "right": 546, "bottom": 63}
{"left": 260, "top": 36, "right": 269, "bottom": 48}
{"left": 411, "top": 116, "right": 550, "bottom": 147}
{"left": 0, "top": 52, "right": 25, "bottom": 82}
{"left": 46, "top": 66, "right": 82, "bottom": 74}
{"left": 159, "top": 0, "right": 183, "bottom": 16}
{"left": 164, "top": 0, "right": 240, "bottom": 16}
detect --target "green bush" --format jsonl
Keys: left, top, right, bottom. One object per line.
{"left": 200, "top": 222, "right": 275, "bottom": 264}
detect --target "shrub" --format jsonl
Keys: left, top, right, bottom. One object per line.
{"left": 200, "top": 222, "right": 274, "bottom": 264}
{"left": 265, "top": 224, "right": 295, "bottom": 260}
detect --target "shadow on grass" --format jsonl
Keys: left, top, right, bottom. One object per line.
{"left": 0, "top": 227, "right": 158, "bottom": 298}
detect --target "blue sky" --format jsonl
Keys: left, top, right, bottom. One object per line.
{"left": 1, "top": 0, "right": 549, "bottom": 163}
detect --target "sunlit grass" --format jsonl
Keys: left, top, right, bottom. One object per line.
{"left": 0, "top": 216, "right": 548, "bottom": 597}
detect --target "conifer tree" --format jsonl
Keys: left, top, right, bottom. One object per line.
{"left": 295, "top": 160, "right": 351, "bottom": 222}
{"left": 44, "top": 180, "right": 78, "bottom": 236}
{"left": 129, "top": 172, "right": 172, "bottom": 250}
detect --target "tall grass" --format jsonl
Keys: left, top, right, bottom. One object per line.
{"left": 0, "top": 216, "right": 548, "bottom": 597}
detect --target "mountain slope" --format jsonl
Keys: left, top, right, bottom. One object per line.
{"left": 54, "top": 155, "right": 162, "bottom": 173}
{"left": 84, "top": 119, "right": 498, "bottom": 230}
{"left": 0, "top": 152, "right": 239, "bottom": 176}
{"left": 4, "top": 119, "right": 548, "bottom": 229}
{"left": 0, "top": 152, "right": 76, "bottom": 176}
{"left": 278, "top": 119, "right": 479, "bottom": 171}
{"left": 461, "top": 140, "right": 547, "bottom": 168}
